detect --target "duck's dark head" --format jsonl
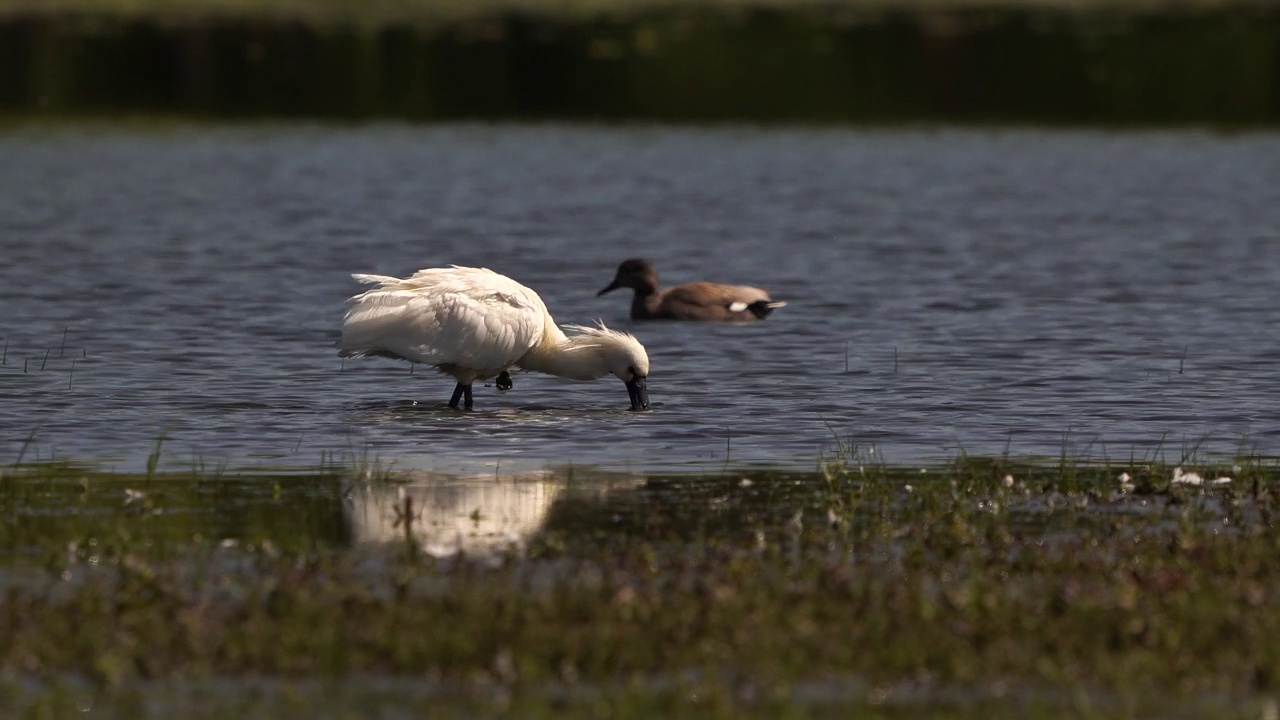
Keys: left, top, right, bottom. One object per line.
{"left": 598, "top": 258, "right": 659, "bottom": 296}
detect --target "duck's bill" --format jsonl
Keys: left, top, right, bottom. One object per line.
{"left": 597, "top": 280, "right": 620, "bottom": 297}
{"left": 626, "top": 376, "right": 649, "bottom": 411}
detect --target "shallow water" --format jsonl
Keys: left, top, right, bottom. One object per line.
{"left": 2, "top": 124, "right": 1279, "bottom": 471}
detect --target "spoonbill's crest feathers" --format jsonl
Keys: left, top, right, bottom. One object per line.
{"left": 560, "top": 322, "right": 650, "bottom": 375}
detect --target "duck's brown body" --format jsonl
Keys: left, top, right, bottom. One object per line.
{"left": 598, "top": 259, "right": 786, "bottom": 322}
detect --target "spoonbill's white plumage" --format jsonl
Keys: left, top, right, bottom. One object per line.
{"left": 337, "top": 266, "right": 650, "bottom": 410}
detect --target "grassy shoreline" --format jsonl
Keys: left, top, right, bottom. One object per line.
{"left": 4, "top": 450, "right": 1280, "bottom": 716}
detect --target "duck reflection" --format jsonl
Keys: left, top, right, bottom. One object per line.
{"left": 346, "top": 471, "right": 562, "bottom": 558}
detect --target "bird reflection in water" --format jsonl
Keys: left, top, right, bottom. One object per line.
{"left": 345, "top": 470, "right": 562, "bottom": 559}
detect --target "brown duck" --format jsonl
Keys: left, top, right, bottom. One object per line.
{"left": 597, "top": 258, "right": 787, "bottom": 321}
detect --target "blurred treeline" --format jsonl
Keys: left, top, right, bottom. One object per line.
{"left": 1, "top": 1, "right": 1278, "bottom": 123}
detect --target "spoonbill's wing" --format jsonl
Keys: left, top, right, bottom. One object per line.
{"left": 338, "top": 267, "right": 545, "bottom": 372}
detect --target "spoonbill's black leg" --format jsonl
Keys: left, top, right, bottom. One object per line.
{"left": 448, "top": 383, "right": 466, "bottom": 409}
{"left": 463, "top": 384, "right": 474, "bottom": 409}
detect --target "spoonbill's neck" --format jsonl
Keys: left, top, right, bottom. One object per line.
{"left": 517, "top": 322, "right": 609, "bottom": 381}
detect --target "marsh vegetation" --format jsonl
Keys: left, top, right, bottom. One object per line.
{"left": 3, "top": 0, "right": 1278, "bottom": 123}
{"left": 4, "top": 442, "right": 1280, "bottom": 717}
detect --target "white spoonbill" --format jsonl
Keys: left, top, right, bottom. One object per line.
{"left": 337, "top": 266, "right": 650, "bottom": 411}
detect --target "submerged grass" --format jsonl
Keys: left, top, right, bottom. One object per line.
{"left": 3, "top": 445, "right": 1280, "bottom": 717}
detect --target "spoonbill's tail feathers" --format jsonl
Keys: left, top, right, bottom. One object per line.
{"left": 350, "top": 273, "right": 402, "bottom": 287}
{"left": 340, "top": 273, "right": 418, "bottom": 359}
{"left": 336, "top": 284, "right": 426, "bottom": 361}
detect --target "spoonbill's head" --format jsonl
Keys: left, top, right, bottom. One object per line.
{"left": 598, "top": 258, "right": 659, "bottom": 296}
{"left": 611, "top": 347, "right": 650, "bottom": 412}
{"left": 565, "top": 323, "right": 651, "bottom": 411}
